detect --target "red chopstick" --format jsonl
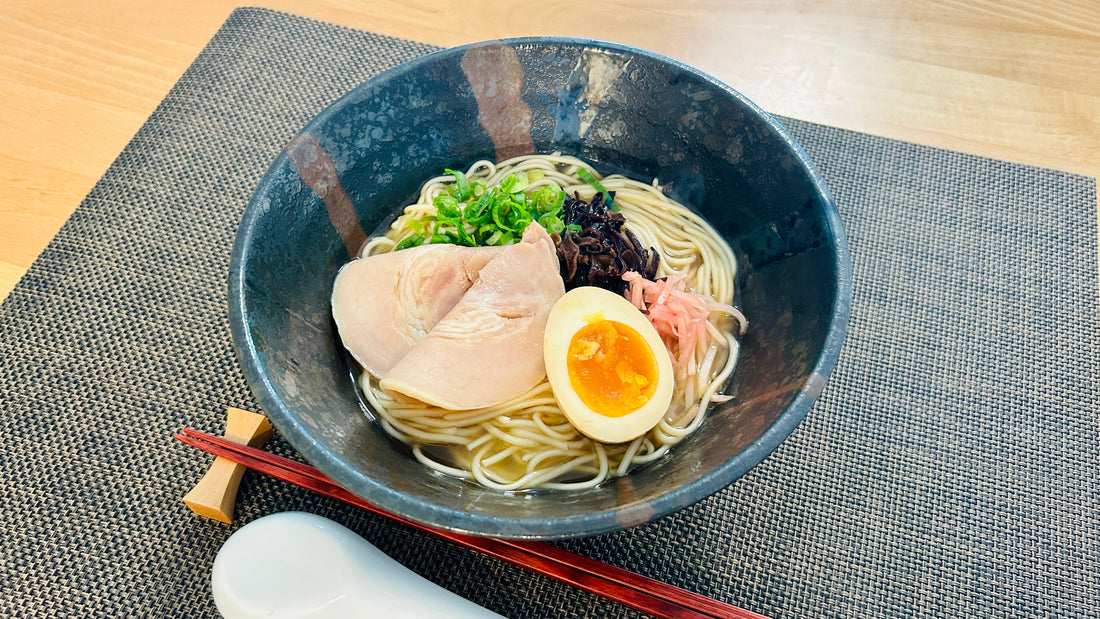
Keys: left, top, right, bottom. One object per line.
{"left": 176, "top": 428, "right": 769, "bottom": 619}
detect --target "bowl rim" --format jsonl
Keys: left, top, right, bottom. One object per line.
{"left": 229, "top": 35, "right": 853, "bottom": 539}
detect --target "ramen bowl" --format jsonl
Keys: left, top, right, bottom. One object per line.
{"left": 229, "top": 37, "right": 851, "bottom": 539}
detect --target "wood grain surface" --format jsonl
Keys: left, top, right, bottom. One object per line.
{"left": 2, "top": 1, "right": 1098, "bottom": 301}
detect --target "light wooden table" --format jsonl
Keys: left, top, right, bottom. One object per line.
{"left": 3, "top": 1, "right": 1098, "bottom": 302}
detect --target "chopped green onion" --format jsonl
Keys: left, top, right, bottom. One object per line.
{"left": 498, "top": 172, "right": 529, "bottom": 194}
{"left": 445, "top": 168, "right": 472, "bottom": 201}
{"left": 406, "top": 218, "right": 426, "bottom": 236}
{"left": 538, "top": 213, "right": 565, "bottom": 234}
{"left": 491, "top": 200, "right": 510, "bottom": 231}
{"left": 510, "top": 203, "right": 531, "bottom": 230}
{"left": 434, "top": 194, "right": 462, "bottom": 219}
{"left": 393, "top": 234, "right": 424, "bottom": 251}
{"left": 576, "top": 167, "right": 617, "bottom": 212}
{"left": 464, "top": 192, "right": 493, "bottom": 225}
{"left": 398, "top": 166, "right": 578, "bottom": 249}
{"left": 532, "top": 185, "right": 564, "bottom": 215}
{"left": 450, "top": 223, "right": 471, "bottom": 247}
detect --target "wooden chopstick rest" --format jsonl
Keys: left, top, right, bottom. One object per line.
{"left": 183, "top": 407, "right": 274, "bottom": 523}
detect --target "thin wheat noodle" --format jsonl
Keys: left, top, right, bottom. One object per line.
{"left": 359, "top": 154, "right": 743, "bottom": 490}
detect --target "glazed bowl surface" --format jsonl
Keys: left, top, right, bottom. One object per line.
{"left": 229, "top": 37, "right": 851, "bottom": 539}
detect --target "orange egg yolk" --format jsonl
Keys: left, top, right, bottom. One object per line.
{"left": 566, "top": 320, "right": 659, "bottom": 417}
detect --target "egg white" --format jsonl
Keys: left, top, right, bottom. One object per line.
{"left": 543, "top": 286, "right": 675, "bottom": 444}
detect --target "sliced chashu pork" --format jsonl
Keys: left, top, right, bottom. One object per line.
{"left": 380, "top": 223, "right": 565, "bottom": 410}
{"left": 331, "top": 244, "right": 504, "bottom": 377}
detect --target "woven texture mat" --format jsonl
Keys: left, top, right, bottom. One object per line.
{"left": 2, "top": 8, "right": 1097, "bottom": 618}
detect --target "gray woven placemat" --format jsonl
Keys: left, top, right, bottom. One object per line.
{"left": 1, "top": 7, "right": 1097, "bottom": 618}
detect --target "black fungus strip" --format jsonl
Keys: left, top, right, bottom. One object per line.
{"left": 552, "top": 192, "right": 660, "bottom": 294}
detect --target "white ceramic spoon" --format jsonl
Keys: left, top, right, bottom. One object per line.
{"left": 212, "top": 511, "right": 504, "bottom": 618}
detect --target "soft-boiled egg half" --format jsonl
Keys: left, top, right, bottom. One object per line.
{"left": 543, "top": 286, "right": 674, "bottom": 443}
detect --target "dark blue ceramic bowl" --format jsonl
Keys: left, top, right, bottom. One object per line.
{"left": 229, "top": 38, "right": 851, "bottom": 539}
